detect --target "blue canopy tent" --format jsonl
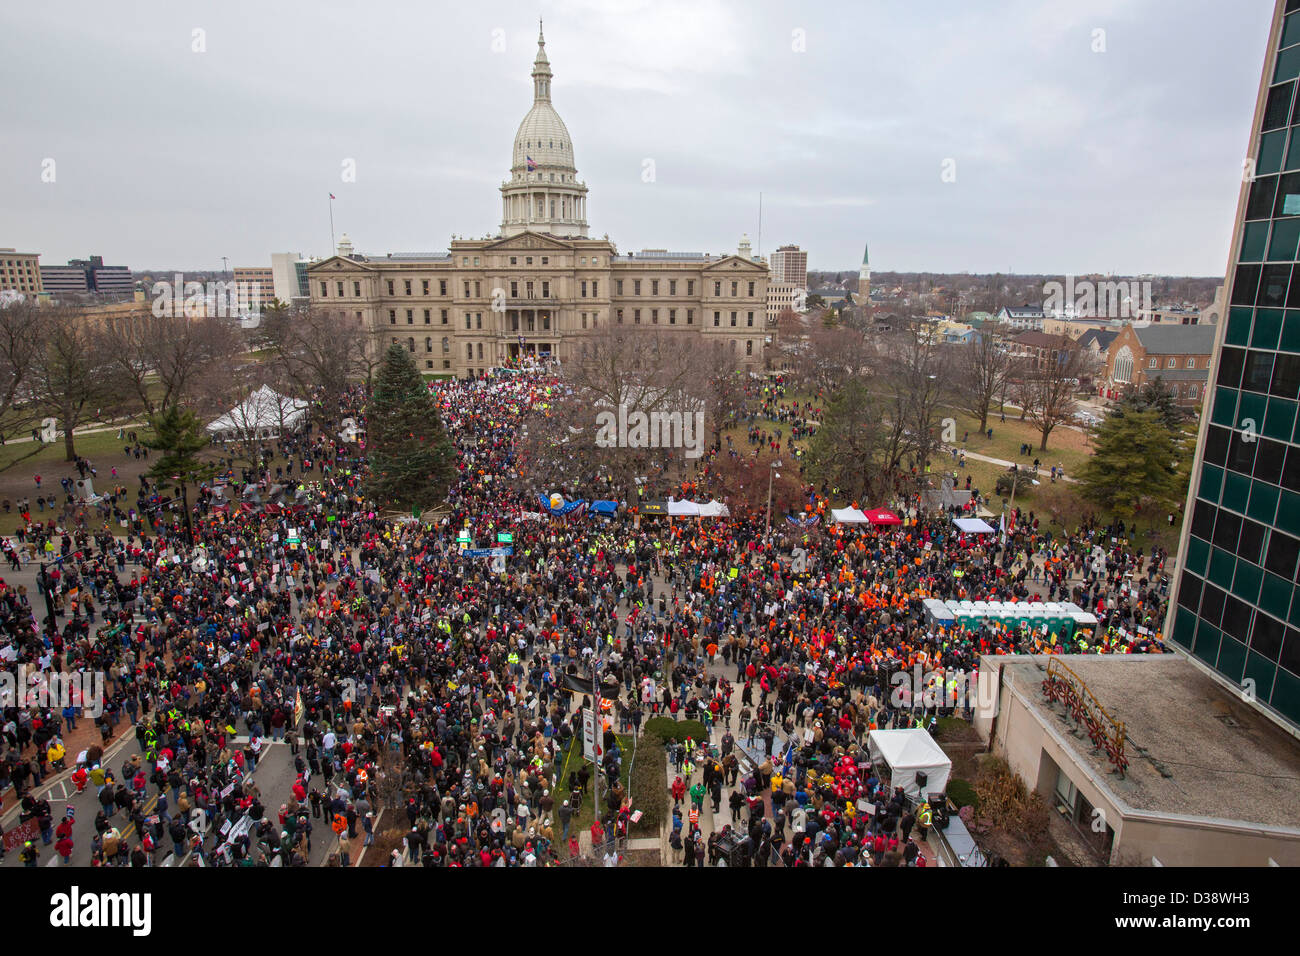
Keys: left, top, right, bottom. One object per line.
{"left": 589, "top": 500, "right": 619, "bottom": 515}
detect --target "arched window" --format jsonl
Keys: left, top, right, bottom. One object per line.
{"left": 441, "top": 336, "right": 450, "bottom": 354}
{"left": 1113, "top": 345, "right": 1134, "bottom": 383}
{"left": 407, "top": 337, "right": 415, "bottom": 353}
{"left": 425, "top": 337, "right": 432, "bottom": 352}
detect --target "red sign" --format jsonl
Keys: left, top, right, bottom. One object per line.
{"left": 3, "top": 818, "right": 40, "bottom": 852}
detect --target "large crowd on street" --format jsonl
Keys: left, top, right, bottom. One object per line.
{"left": 0, "top": 367, "right": 1170, "bottom": 867}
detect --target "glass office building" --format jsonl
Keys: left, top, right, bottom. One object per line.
{"left": 1168, "top": 0, "right": 1300, "bottom": 729}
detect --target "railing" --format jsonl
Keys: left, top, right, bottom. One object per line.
{"left": 1041, "top": 657, "right": 1128, "bottom": 777}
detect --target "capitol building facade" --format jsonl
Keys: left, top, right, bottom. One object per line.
{"left": 307, "top": 26, "right": 771, "bottom": 378}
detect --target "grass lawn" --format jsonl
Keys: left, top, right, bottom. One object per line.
{"left": 943, "top": 405, "right": 1094, "bottom": 474}
{"left": 551, "top": 734, "right": 635, "bottom": 838}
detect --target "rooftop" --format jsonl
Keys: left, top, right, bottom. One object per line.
{"left": 1002, "top": 655, "right": 1300, "bottom": 829}
{"left": 1132, "top": 323, "right": 1217, "bottom": 354}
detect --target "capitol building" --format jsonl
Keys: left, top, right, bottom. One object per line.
{"left": 307, "top": 25, "right": 771, "bottom": 377}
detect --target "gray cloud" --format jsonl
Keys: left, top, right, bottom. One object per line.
{"left": 0, "top": 0, "right": 1274, "bottom": 274}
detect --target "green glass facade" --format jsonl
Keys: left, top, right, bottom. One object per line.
{"left": 1170, "top": 0, "right": 1300, "bottom": 728}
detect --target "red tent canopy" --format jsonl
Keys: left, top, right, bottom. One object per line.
{"left": 865, "top": 509, "right": 901, "bottom": 525}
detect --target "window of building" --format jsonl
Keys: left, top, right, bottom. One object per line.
{"left": 476, "top": 313, "right": 482, "bottom": 329}
{"left": 747, "top": 312, "right": 754, "bottom": 326}
{"left": 714, "top": 281, "right": 721, "bottom": 296}
{"left": 424, "top": 309, "right": 431, "bottom": 324}
{"left": 425, "top": 337, "right": 432, "bottom": 352}
{"left": 526, "top": 257, "right": 533, "bottom": 265}
{"left": 747, "top": 340, "right": 753, "bottom": 355}
{"left": 592, "top": 257, "right": 599, "bottom": 266}
{"left": 407, "top": 337, "right": 415, "bottom": 353}
{"left": 592, "top": 281, "right": 598, "bottom": 297}
{"left": 443, "top": 360, "right": 451, "bottom": 369}
{"left": 1188, "top": 357, "right": 1196, "bottom": 368}
{"left": 688, "top": 280, "right": 694, "bottom": 295}
{"left": 1149, "top": 358, "right": 1158, "bottom": 368}
{"left": 582, "top": 313, "right": 588, "bottom": 329}
{"left": 441, "top": 309, "right": 449, "bottom": 324}
{"left": 581, "top": 280, "right": 588, "bottom": 297}
{"left": 406, "top": 310, "right": 413, "bottom": 324}
{"left": 669, "top": 309, "right": 677, "bottom": 325}
{"left": 336, "top": 281, "right": 344, "bottom": 297}
{"left": 464, "top": 282, "right": 471, "bottom": 297}
{"left": 542, "top": 281, "right": 550, "bottom": 298}
{"left": 731, "top": 281, "right": 738, "bottom": 296}
{"left": 713, "top": 311, "right": 720, "bottom": 326}
{"left": 465, "top": 313, "right": 472, "bottom": 329}
{"left": 541, "top": 257, "right": 548, "bottom": 265}
{"left": 511, "top": 281, "right": 519, "bottom": 298}
{"left": 474, "top": 257, "right": 479, "bottom": 266}
{"left": 651, "top": 280, "right": 659, "bottom": 296}
{"left": 617, "top": 309, "right": 624, "bottom": 324}
{"left": 422, "top": 279, "right": 430, "bottom": 295}
{"left": 353, "top": 281, "right": 361, "bottom": 296}
{"left": 730, "top": 312, "right": 737, "bottom": 326}
{"left": 442, "top": 337, "right": 450, "bottom": 354}
{"left": 634, "top": 280, "right": 641, "bottom": 295}
{"left": 1167, "top": 357, "right": 1176, "bottom": 368}
{"left": 474, "top": 281, "right": 481, "bottom": 297}
{"left": 616, "top": 280, "right": 623, "bottom": 295}
{"left": 440, "top": 279, "right": 447, "bottom": 296}
{"left": 389, "top": 310, "right": 396, "bottom": 324}
{"left": 462, "top": 257, "right": 469, "bottom": 266}
{"left": 386, "top": 280, "right": 394, "bottom": 295}
{"left": 467, "top": 344, "right": 473, "bottom": 359}
{"left": 748, "top": 281, "right": 755, "bottom": 296}
{"left": 404, "top": 280, "right": 412, "bottom": 295}
{"left": 477, "top": 343, "right": 483, "bottom": 359}
{"left": 651, "top": 309, "right": 658, "bottom": 324}
{"left": 687, "top": 310, "right": 694, "bottom": 325}
{"left": 669, "top": 279, "right": 677, "bottom": 295}
{"left": 634, "top": 309, "right": 641, "bottom": 324}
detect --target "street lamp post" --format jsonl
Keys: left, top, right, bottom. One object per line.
{"left": 765, "top": 459, "right": 783, "bottom": 538}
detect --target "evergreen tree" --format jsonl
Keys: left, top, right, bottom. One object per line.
{"left": 1115, "top": 377, "right": 1183, "bottom": 430}
{"left": 1078, "top": 407, "right": 1187, "bottom": 520}
{"left": 805, "top": 377, "right": 886, "bottom": 502}
{"left": 144, "top": 405, "right": 217, "bottom": 539}
{"left": 364, "top": 345, "right": 456, "bottom": 512}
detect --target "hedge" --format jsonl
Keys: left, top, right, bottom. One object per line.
{"left": 642, "top": 717, "right": 708, "bottom": 743}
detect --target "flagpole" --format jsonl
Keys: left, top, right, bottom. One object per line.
{"left": 329, "top": 195, "right": 336, "bottom": 254}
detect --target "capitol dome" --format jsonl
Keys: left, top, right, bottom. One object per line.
{"left": 500, "top": 23, "right": 589, "bottom": 238}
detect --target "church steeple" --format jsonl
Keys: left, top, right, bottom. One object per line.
{"left": 533, "top": 20, "right": 552, "bottom": 103}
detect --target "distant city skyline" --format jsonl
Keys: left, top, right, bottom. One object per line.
{"left": 0, "top": 0, "right": 1276, "bottom": 274}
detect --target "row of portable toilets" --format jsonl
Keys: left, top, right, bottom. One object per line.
{"left": 921, "top": 598, "right": 1100, "bottom": 640}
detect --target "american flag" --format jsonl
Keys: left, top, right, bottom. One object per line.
{"left": 526, "top": 156, "right": 537, "bottom": 171}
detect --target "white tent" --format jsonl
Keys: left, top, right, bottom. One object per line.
{"left": 207, "top": 385, "right": 309, "bottom": 441}
{"left": 830, "top": 507, "right": 870, "bottom": 524}
{"left": 696, "top": 499, "right": 731, "bottom": 517}
{"left": 666, "top": 499, "right": 700, "bottom": 516}
{"left": 868, "top": 728, "right": 952, "bottom": 802}
{"left": 953, "top": 517, "right": 995, "bottom": 533}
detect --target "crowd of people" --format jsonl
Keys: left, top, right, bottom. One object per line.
{"left": 0, "top": 365, "right": 1171, "bottom": 867}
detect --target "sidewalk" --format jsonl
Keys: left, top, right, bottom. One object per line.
{"left": 953, "top": 449, "right": 1078, "bottom": 484}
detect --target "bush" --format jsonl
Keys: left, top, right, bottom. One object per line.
{"left": 995, "top": 469, "right": 1035, "bottom": 497}
{"left": 973, "top": 756, "right": 1049, "bottom": 839}
{"left": 642, "top": 717, "right": 708, "bottom": 743}
{"left": 947, "top": 777, "right": 979, "bottom": 812}
{"left": 627, "top": 730, "right": 668, "bottom": 837}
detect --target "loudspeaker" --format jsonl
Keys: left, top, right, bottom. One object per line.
{"left": 915, "top": 771, "right": 927, "bottom": 789}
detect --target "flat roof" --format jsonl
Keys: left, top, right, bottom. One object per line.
{"left": 1002, "top": 655, "right": 1300, "bottom": 829}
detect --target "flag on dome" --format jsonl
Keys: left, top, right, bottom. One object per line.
{"left": 526, "top": 156, "right": 537, "bottom": 170}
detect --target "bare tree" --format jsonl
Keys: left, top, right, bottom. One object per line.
{"left": 878, "top": 318, "right": 954, "bottom": 486}
{"left": 96, "top": 312, "right": 242, "bottom": 418}
{"left": 29, "top": 308, "right": 122, "bottom": 461}
{"left": 264, "top": 306, "right": 370, "bottom": 426}
{"left": 955, "top": 323, "right": 1014, "bottom": 433}
{"left": 0, "top": 298, "right": 44, "bottom": 434}
{"left": 1023, "top": 344, "right": 1098, "bottom": 451}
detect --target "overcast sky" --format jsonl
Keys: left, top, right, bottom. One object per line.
{"left": 0, "top": 0, "right": 1277, "bottom": 275}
